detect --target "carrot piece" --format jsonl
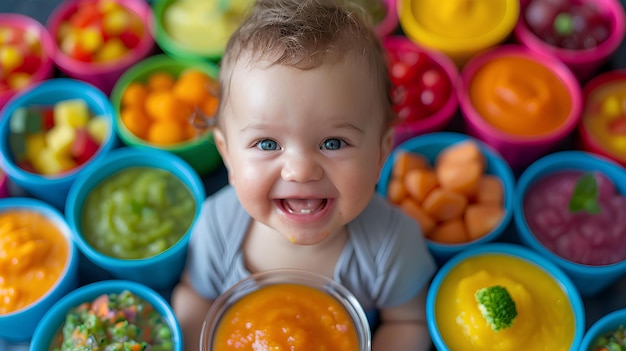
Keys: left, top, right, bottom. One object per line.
{"left": 435, "top": 140, "right": 485, "bottom": 170}
{"left": 421, "top": 187, "right": 468, "bottom": 222}
{"left": 428, "top": 218, "right": 468, "bottom": 244}
{"left": 392, "top": 151, "right": 430, "bottom": 179}
{"left": 404, "top": 169, "right": 439, "bottom": 203}
{"left": 387, "top": 178, "right": 408, "bottom": 204}
{"left": 91, "top": 294, "right": 110, "bottom": 318}
{"left": 399, "top": 198, "right": 436, "bottom": 236}
{"left": 475, "top": 174, "right": 504, "bottom": 206}
{"left": 464, "top": 204, "right": 505, "bottom": 241}
{"left": 435, "top": 160, "right": 482, "bottom": 196}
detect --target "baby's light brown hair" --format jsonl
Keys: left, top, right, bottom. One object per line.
{"left": 216, "top": 0, "right": 394, "bottom": 128}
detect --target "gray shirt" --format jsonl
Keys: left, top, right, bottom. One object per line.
{"left": 186, "top": 185, "right": 436, "bottom": 311}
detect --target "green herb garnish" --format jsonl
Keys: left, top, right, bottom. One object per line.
{"left": 568, "top": 172, "right": 601, "bottom": 214}
{"left": 475, "top": 285, "right": 518, "bottom": 332}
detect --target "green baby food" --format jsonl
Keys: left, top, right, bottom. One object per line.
{"left": 82, "top": 167, "right": 196, "bottom": 259}
{"left": 51, "top": 290, "right": 173, "bottom": 351}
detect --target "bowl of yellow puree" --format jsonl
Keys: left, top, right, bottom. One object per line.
{"left": 426, "top": 242, "right": 585, "bottom": 351}
{"left": 200, "top": 269, "right": 371, "bottom": 351}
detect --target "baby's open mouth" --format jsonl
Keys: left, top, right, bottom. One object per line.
{"left": 282, "top": 199, "right": 328, "bottom": 214}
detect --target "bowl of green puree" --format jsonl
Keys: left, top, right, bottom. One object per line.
{"left": 65, "top": 146, "right": 205, "bottom": 291}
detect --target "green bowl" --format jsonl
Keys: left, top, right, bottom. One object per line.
{"left": 110, "top": 54, "right": 222, "bottom": 175}
{"left": 152, "top": 0, "right": 253, "bottom": 62}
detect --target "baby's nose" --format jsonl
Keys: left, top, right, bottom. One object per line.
{"left": 281, "top": 153, "right": 323, "bottom": 182}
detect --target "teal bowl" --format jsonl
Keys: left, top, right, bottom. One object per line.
{"left": 0, "top": 78, "right": 119, "bottom": 210}
{"left": 426, "top": 243, "right": 585, "bottom": 351}
{"left": 514, "top": 150, "right": 626, "bottom": 297}
{"left": 64, "top": 146, "right": 205, "bottom": 291}
{"left": 377, "top": 132, "right": 516, "bottom": 264}
{"left": 0, "top": 197, "right": 78, "bottom": 342}
{"left": 30, "top": 280, "right": 183, "bottom": 351}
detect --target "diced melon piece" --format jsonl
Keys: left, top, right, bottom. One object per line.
{"left": 7, "top": 72, "right": 31, "bottom": 89}
{"left": 45, "top": 124, "right": 76, "bottom": 157}
{"left": 95, "top": 38, "right": 128, "bottom": 62}
{"left": 54, "top": 99, "right": 90, "bottom": 127}
{"left": 31, "top": 148, "right": 76, "bottom": 175}
{"left": 79, "top": 26, "right": 104, "bottom": 53}
{"left": 86, "top": 116, "right": 109, "bottom": 144}
{"left": 0, "top": 45, "right": 24, "bottom": 72}
{"left": 25, "top": 132, "right": 46, "bottom": 161}
{"left": 103, "top": 8, "right": 131, "bottom": 36}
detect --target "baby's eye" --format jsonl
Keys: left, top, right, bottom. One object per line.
{"left": 321, "top": 138, "right": 345, "bottom": 150}
{"left": 256, "top": 139, "right": 280, "bottom": 151}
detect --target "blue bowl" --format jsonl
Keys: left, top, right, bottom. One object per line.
{"left": 0, "top": 197, "right": 78, "bottom": 342}
{"left": 64, "top": 146, "right": 205, "bottom": 291}
{"left": 0, "top": 78, "right": 120, "bottom": 210}
{"left": 514, "top": 151, "right": 626, "bottom": 297}
{"left": 580, "top": 308, "right": 626, "bottom": 351}
{"left": 377, "top": 132, "right": 516, "bottom": 263}
{"left": 426, "top": 243, "right": 585, "bottom": 351}
{"left": 29, "top": 280, "right": 183, "bottom": 351}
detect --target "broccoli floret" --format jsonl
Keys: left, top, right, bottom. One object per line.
{"left": 474, "top": 285, "right": 518, "bottom": 332}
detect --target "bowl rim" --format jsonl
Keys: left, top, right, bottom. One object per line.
{"left": 578, "top": 69, "right": 626, "bottom": 165}
{"left": 579, "top": 307, "right": 626, "bottom": 350}
{"left": 64, "top": 146, "right": 206, "bottom": 267}
{"left": 457, "top": 44, "right": 583, "bottom": 144}
{"left": 376, "top": 131, "right": 516, "bottom": 256}
{"left": 0, "top": 78, "right": 118, "bottom": 185}
{"left": 398, "top": 0, "right": 520, "bottom": 53}
{"left": 513, "top": 150, "right": 626, "bottom": 272}
{"left": 426, "top": 242, "right": 586, "bottom": 351}
{"left": 382, "top": 35, "right": 460, "bottom": 139}
{"left": 513, "top": 0, "right": 626, "bottom": 64}
{"left": 200, "top": 268, "right": 372, "bottom": 351}
{"left": 29, "top": 279, "right": 183, "bottom": 351}
{"left": 0, "top": 197, "right": 78, "bottom": 317}
{"left": 374, "top": 0, "right": 399, "bottom": 38}
{"left": 109, "top": 53, "right": 220, "bottom": 151}
{"left": 45, "top": 0, "right": 156, "bottom": 74}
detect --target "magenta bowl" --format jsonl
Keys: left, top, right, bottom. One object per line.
{"left": 578, "top": 69, "right": 626, "bottom": 168}
{"left": 383, "top": 36, "right": 459, "bottom": 147}
{"left": 46, "top": 0, "right": 155, "bottom": 95}
{"left": 0, "top": 13, "right": 55, "bottom": 110}
{"left": 376, "top": 0, "right": 399, "bottom": 37}
{"left": 457, "top": 44, "right": 583, "bottom": 171}
{"left": 514, "top": 0, "right": 626, "bottom": 82}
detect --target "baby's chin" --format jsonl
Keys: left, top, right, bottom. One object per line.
{"left": 282, "top": 231, "right": 331, "bottom": 246}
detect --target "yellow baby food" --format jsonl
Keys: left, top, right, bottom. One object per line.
{"left": 435, "top": 254, "right": 576, "bottom": 351}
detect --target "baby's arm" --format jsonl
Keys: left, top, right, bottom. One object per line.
{"left": 171, "top": 272, "right": 214, "bottom": 351}
{"left": 372, "top": 286, "right": 431, "bottom": 351}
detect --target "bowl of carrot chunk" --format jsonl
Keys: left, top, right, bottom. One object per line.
{"left": 377, "top": 132, "right": 516, "bottom": 263}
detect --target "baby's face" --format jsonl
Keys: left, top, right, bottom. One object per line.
{"left": 214, "top": 58, "right": 393, "bottom": 245}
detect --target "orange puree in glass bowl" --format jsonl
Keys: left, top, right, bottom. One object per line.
{"left": 0, "top": 210, "right": 69, "bottom": 314}
{"left": 469, "top": 56, "right": 573, "bottom": 137}
{"left": 213, "top": 284, "right": 359, "bottom": 350}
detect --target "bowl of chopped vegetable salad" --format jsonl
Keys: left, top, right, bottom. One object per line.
{"left": 30, "top": 279, "right": 182, "bottom": 351}
{"left": 426, "top": 243, "right": 585, "bottom": 351}
{"left": 580, "top": 308, "right": 626, "bottom": 351}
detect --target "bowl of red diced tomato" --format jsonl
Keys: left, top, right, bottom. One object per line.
{"left": 30, "top": 280, "right": 182, "bottom": 351}
{"left": 514, "top": 150, "right": 626, "bottom": 297}
{"left": 382, "top": 36, "right": 459, "bottom": 148}
{"left": 377, "top": 132, "right": 516, "bottom": 264}
{"left": 46, "top": 0, "right": 155, "bottom": 95}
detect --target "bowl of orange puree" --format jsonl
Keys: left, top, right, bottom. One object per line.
{"left": 200, "top": 269, "right": 371, "bottom": 351}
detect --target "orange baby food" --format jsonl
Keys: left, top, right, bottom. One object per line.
{"left": 435, "top": 254, "right": 576, "bottom": 350}
{"left": 469, "top": 56, "right": 572, "bottom": 136}
{"left": 212, "top": 283, "right": 359, "bottom": 351}
{"left": 0, "top": 210, "right": 69, "bottom": 314}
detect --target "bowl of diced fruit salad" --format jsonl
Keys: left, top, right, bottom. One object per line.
{"left": 0, "top": 13, "right": 55, "bottom": 110}
{"left": 514, "top": 0, "right": 626, "bottom": 82}
{"left": 383, "top": 36, "right": 459, "bottom": 147}
{"left": 0, "top": 78, "right": 119, "bottom": 210}
{"left": 46, "top": 0, "right": 155, "bottom": 95}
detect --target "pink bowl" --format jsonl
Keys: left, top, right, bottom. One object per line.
{"left": 578, "top": 69, "right": 626, "bottom": 167}
{"left": 383, "top": 36, "right": 459, "bottom": 147}
{"left": 376, "top": 0, "right": 399, "bottom": 37}
{"left": 514, "top": 0, "right": 626, "bottom": 83}
{"left": 457, "top": 45, "right": 583, "bottom": 171}
{"left": 46, "top": 0, "right": 155, "bottom": 95}
{"left": 0, "top": 13, "right": 55, "bottom": 110}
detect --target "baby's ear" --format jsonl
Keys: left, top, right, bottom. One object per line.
{"left": 213, "top": 128, "right": 231, "bottom": 172}
{"left": 379, "top": 127, "right": 395, "bottom": 167}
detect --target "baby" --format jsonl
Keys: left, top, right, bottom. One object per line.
{"left": 171, "top": 0, "right": 437, "bottom": 349}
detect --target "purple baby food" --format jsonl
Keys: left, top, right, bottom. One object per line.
{"left": 524, "top": 170, "right": 626, "bottom": 265}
